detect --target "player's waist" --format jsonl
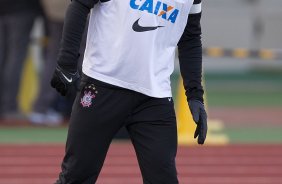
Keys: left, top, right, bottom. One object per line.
{"left": 81, "top": 73, "right": 126, "bottom": 90}
{"left": 82, "top": 67, "right": 173, "bottom": 98}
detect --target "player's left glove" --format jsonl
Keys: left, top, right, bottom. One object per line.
{"left": 50, "top": 65, "right": 80, "bottom": 96}
{"left": 188, "top": 100, "right": 208, "bottom": 145}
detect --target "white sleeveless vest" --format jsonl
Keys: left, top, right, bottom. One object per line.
{"left": 83, "top": 0, "right": 195, "bottom": 97}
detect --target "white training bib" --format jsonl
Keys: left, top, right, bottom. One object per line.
{"left": 83, "top": 0, "right": 194, "bottom": 97}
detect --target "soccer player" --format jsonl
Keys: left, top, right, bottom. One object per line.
{"left": 51, "top": 0, "right": 207, "bottom": 183}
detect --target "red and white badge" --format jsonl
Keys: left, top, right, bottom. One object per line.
{"left": 80, "top": 91, "right": 95, "bottom": 108}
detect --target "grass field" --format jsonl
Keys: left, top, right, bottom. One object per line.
{"left": 206, "top": 72, "right": 282, "bottom": 107}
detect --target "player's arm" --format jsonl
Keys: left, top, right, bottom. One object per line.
{"left": 178, "top": 0, "right": 203, "bottom": 103}
{"left": 177, "top": 0, "right": 207, "bottom": 144}
{"left": 57, "top": 0, "right": 97, "bottom": 71}
{"left": 51, "top": 0, "right": 98, "bottom": 96}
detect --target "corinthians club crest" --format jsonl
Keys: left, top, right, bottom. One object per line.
{"left": 80, "top": 84, "right": 98, "bottom": 108}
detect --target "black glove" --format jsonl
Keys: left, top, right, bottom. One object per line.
{"left": 188, "top": 100, "right": 208, "bottom": 145}
{"left": 50, "top": 65, "right": 80, "bottom": 96}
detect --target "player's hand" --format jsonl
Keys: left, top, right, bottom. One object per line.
{"left": 188, "top": 100, "right": 208, "bottom": 145}
{"left": 50, "top": 65, "right": 80, "bottom": 96}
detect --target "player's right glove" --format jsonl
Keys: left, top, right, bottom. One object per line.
{"left": 188, "top": 100, "right": 208, "bottom": 145}
{"left": 50, "top": 65, "right": 80, "bottom": 96}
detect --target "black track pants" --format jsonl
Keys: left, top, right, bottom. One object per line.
{"left": 55, "top": 75, "right": 178, "bottom": 184}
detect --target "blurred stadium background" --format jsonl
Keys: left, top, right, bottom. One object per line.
{"left": 0, "top": 0, "right": 282, "bottom": 183}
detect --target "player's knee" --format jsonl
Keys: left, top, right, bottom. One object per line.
{"left": 143, "top": 168, "right": 178, "bottom": 184}
{"left": 57, "top": 157, "right": 100, "bottom": 184}
{"left": 56, "top": 170, "right": 97, "bottom": 184}
{"left": 143, "top": 153, "right": 178, "bottom": 183}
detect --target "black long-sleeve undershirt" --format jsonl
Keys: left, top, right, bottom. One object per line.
{"left": 178, "top": 9, "right": 204, "bottom": 103}
{"left": 57, "top": 0, "right": 97, "bottom": 72}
